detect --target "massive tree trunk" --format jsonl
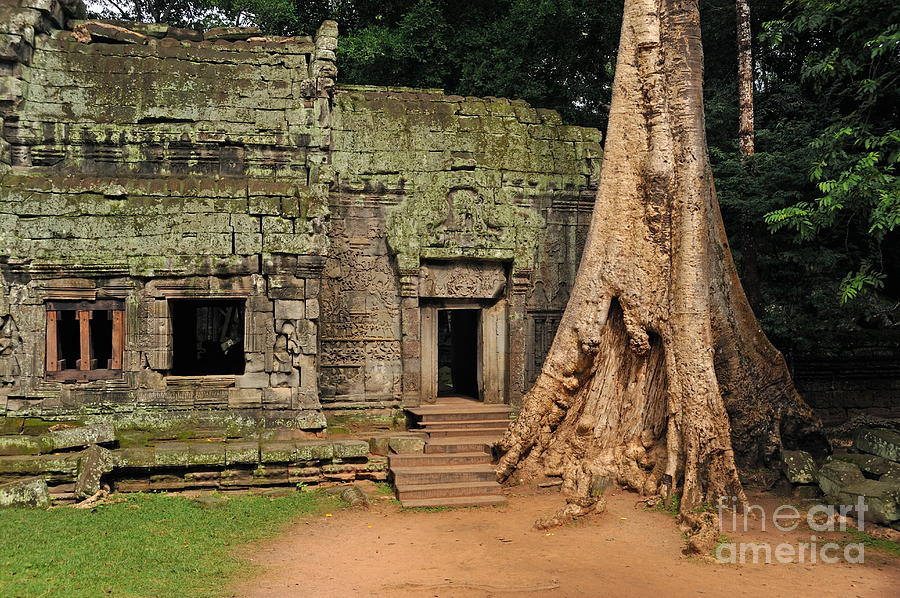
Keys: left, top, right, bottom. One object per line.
{"left": 497, "top": 0, "right": 826, "bottom": 552}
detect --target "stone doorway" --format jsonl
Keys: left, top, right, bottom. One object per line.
{"left": 420, "top": 299, "right": 508, "bottom": 404}
{"left": 437, "top": 309, "right": 480, "bottom": 399}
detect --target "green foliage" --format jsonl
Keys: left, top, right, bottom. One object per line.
{"left": 0, "top": 491, "right": 340, "bottom": 598}
{"left": 847, "top": 530, "right": 900, "bottom": 557}
{"left": 648, "top": 493, "right": 681, "bottom": 516}
{"left": 761, "top": 0, "right": 900, "bottom": 302}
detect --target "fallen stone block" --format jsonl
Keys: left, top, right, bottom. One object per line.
{"left": 837, "top": 479, "right": 900, "bottom": 525}
{"left": 782, "top": 449, "right": 816, "bottom": 484}
{"left": 203, "top": 26, "right": 261, "bottom": 41}
{"left": 41, "top": 424, "right": 116, "bottom": 452}
{"left": 854, "top": 428, "right": 900, "bottom": 463}
{"left": 74, "top": 445, "right": 116, "bottom": 499}
{"left": 0, "top": 435, "right": 41, "bottom": 456}
{"left": 389, "top": 436, "right": 426, "bottom": 454}
{"left": 817, "top": 460, "right": 865, "bottom": 497}
{"left": 828, "top": 452, "right": 897, "bottom": 477}
{"left": 0, "top": 453, "right": 81, "bottom": 477}
{"left": 793, "top": 485, "right": 821, "bottom": 500}
{"left": 0, "top": 477, "right": 49, "bottom": 508}
{"left": 74, "top": 21, "right": 149, "bottom": 45}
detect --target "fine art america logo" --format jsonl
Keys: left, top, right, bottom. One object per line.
{"left": 715, "top": 496, "right": 868, "bottom": 564}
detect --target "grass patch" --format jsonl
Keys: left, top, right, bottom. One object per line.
{"left": 0, "top": 491, "right": 341, "bottom": 598}
{"left": 646, "top": 493, "right": 681, "bottom": 516}
{"left": 847, "top": 530, "right": 900, "bottom": 557}
{"left": 374, "top": 482, "right": 395, "bottom": 495}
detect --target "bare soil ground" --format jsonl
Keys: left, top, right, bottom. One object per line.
{"left": 230, "top": 484, "right": 900, "bottom": 597}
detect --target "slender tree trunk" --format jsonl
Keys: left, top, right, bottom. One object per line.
{"left": 497, "top": 0, "right": 826, "bottom": 553}
{"left": 736, "top": 0, "right": 755, "bottom": 156}
{"left": 734, "top": 0, "right": 763, "bottom": 314}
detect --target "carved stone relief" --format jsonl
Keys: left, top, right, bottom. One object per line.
{"left": 419, "top": 261, "right": 507, "bottom": 299}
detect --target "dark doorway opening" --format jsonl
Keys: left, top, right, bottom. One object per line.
{"left": 437, "top": 309, "right": 480, "bottom": 398}
{"left": 171, "top": 299, "right": 245, "bottom": 375}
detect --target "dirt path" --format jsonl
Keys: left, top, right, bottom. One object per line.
{"left": 230, "top": 485, "right": 899, "bottom": 597}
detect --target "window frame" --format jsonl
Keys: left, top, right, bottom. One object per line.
{"left": 45, "top": 299, "right": 125, "bottom": 382}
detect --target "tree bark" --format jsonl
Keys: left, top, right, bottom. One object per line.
{"left": 736, "top": 0, "right": 755, "bottom": 156}
{"left": 497, "top": 0, "right": 826, "bottom": 553}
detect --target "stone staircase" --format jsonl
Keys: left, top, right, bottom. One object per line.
{"left": 390, "top": 399, "right": 513, "bottom": 508}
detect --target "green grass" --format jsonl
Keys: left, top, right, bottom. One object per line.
{"left": 0, "top": 491, "right": 341, "bottom": 598}
{"left": 847, "top": 530, "right": 900, "bottom": 557}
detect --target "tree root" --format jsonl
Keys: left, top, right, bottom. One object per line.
{"left": 533, "top": 496, "right": 606, "bottom": 530}
{"left": 679, "top": 511, "right": 720, "bottom": 555}
{"left": 73, "top": 488, "right": 108, "bottom": 509}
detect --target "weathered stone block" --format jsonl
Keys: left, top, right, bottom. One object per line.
{"left": 114, "top": 447, "right": 155, "bottom": 469}
{"left": 389, "top": 436, "right": 426, "bottom": 454}
{"left": 306, "top": 299, "right": 320, "bottom": 320}
{"left": 368, "top": 436, "right": 390, "bottom": 456}
{"left": 793, "top": 484, "right": 822, "bottom": 499}
{"left": 782, "top": 449, "right": 816, "bottom": 484}
{"left": 333, "top": 439, "right": 368, "bottom": 459}
{"left": 225, "top": 441, "right": 260, "bottom": 466}
{"left": 75, "top": 22, "right": 149, "bottom": 45}
{"left": 0, "top": 435, "right": 41, "bottom": 456}
{"left": 829, "top": 452, "right": 897, "bottom": 477}
{"left": 855, "top": 428, "right": 900, "bottom": 462}
{"left": 262, "top": 387, "right": 293, "bottom": 409}
{"left": 204, "top": 26, "right": 261, "bottom": 41}
{"left": 260, "top": 441, "right": 297, "bottom": 464}
{"left": 0, "top": 477, "right": 49, "bottom": 509}
{"left": 41, "top": 424, "right": 115, "bottom": 452}
{"left": 74, "top": 444, "right": 115, "bottom": 499}
{"left": 270, "top": 370, "right": 299, "bottom": 387}
{"left": 837, "top": 479, "right": 900, "bottom": 524}
{"left": 235, "top": 372, "right": 270, "bottom": 389}
{"left": 155, "top": 442, "right": 226, "bottom": 467}
{"left": 274, "top": 300, "right": 305, "bottom": 320}
{"left": 818, "top": 460, "right": 865, "bottom": 497}
{"left": 293, "top": 440, "right": 335, "bottom": 460}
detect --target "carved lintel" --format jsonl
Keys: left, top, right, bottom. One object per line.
{"left": 418, "top": 261, "right": 507, "bottom": 299}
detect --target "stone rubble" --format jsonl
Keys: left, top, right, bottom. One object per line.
{"left": 784, "top": 426, "right": 900, "bottom": 528}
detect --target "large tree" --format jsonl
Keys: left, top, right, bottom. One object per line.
{"left": 496, "top": 0, "right": 826, "bottom": 552}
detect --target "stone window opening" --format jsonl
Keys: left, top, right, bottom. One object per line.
{"left": 46, "top": 300, "right": 125, "bottom": 381}
{"left": 437, "top": 308, "right": 480, "bottom": 399}
{"left": 170, "top": 299, "right": 245, "bottom": 376}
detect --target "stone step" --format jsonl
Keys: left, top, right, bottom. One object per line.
{"left": 420, "top": 419, "right": 511, "bottom": 430}
{"left": 390, "top": 452, "right": 491, "bottom": 468}
{"left": 396, "top": 480, "right": 503, "bottom": 500}
{"left": 426, "top": 427, "right": 508, "bottom": 438}
{"left": 412, "top": 407, "right": 513, "bottom": 424}
{"left": 424, "top": 438, "right": 496, "bottom": 453}
{"left": 392, "top": 464, "right": 497, "bottom": 485}
{"left": 400, "top": 494, "right": 507, "bottom": 509}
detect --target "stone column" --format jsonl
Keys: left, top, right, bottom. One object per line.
{"left": 507, "top": 269, "right": 532, "bottom": 406}
{"left": 398, "top": 267, "right": 421, "bottom": 407}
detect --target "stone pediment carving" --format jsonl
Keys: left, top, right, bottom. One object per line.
{"left": 419, "top": 261, "right": 507, "bottom": 298}
{"left": 386, "top": 184, "right": 542, "bottom": 272}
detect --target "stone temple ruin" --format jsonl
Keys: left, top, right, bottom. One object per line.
{"left": 2, "top": 2, "right": 899, "bottom": 519}
{"left": 0, "top": 2, "right": 601, "bottom": 433}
